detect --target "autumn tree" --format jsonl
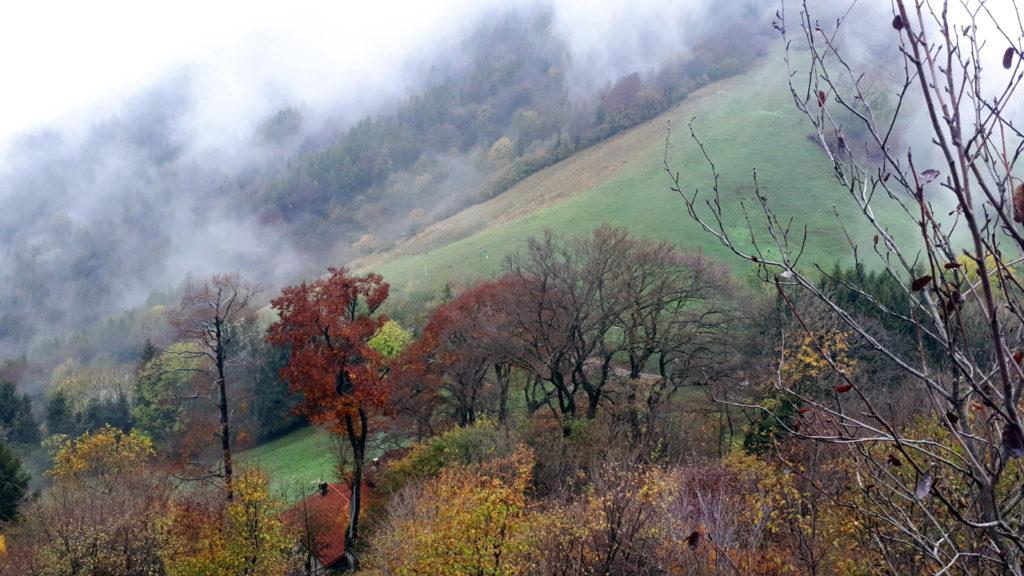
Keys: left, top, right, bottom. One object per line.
{"left": 607, "top": 236, "right": 736, "bottom": 437}
{"left": 506, "top": 226, "right": 675, "bottom": 427}
{"left": 668, "top": 0, "right": 1024, "bottom": 571}
{"left": 366, "top": 447, "right": 537, "bottom": 576}
{"left": 161, "top": 469, "right": 296, "bottom": 576}
{"left": 419, "top": 279, "right": 518, "bottom": 427}
{"left": 534, "top": 461, "right": 689, "bottom": 576}
{"left": 266, "top": 267, "right": 390, "bottom": 570}
{"left": 170, "top": 272, "right": 259, "bottom": 500}
{"left": 385, "top": 328, "right": 443, "bottom": 440}
{"left": 505, "top": 224, "right": 716, "bottom": 426}
{"left": 367, "top": 320, "right": 412, "bottom": 360}
{"left": 1, "top": 426, "right": 173, "bottom": 576}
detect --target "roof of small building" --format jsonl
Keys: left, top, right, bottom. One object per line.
{"left": 282, "top": 482, "right": 352, "bottom": 569}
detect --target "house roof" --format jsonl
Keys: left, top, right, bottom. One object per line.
{"left": 282, "top": 482, "right": 352, "bottom": 569}
{"left": 281, "top": 453, "right": 402, "bottom": 569}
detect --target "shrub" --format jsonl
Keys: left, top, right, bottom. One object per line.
{"left": 377, "top": 419, "right": 509, "bottom": 494}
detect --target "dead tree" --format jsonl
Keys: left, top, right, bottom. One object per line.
{"left": 170, "top": 272, "right": 259, "bottom": 500}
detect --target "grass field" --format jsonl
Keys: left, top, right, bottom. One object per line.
{"left": 237, "top": 427, "right": 399, "bottom": 504}
{"left": 237, "top": 427, "right": 338, "bottom": 503}
{"left": 363, "top": 53, "right": 914, "bottom": 299}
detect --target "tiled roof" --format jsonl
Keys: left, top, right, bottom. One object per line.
{"left": 282, "top": 483, "right": 352, "bottom": 569}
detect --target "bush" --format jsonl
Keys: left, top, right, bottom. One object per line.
{"left": 377, "top": 419, "right": 509, "bottom": 494}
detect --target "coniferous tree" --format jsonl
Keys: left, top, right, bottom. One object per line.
{"left": 45, "top": 389, "right": 74, "bottom": 437}
{"left": 0, "top": 439, "right": 29, "bottom": 522}
{"left": 0, "top": 380, "right": 39, "bottom": 444}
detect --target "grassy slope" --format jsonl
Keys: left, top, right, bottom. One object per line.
{"left": 245, "top": 54, "right": 917, "bottom": 495}
{"left": 365, "top": 54, "right": 911, "bottom": 298}
{"left": 237, "top": 427, "right": 396, "bottom": 504}
{"left": 237, "top": 427, "right": 337, "bottom": 502}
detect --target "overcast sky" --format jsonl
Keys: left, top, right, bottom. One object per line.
{"left": 3, "top": 0, "right": 1019, "bottom": 159}
{"left": 0, "top": 0, "right": 490, "bottom": 146}
{"left": 0, "top": 0, "right": 724, "bottom": 151}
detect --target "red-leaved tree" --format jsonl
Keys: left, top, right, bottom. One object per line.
{"left": 265, "top": 267, "right": 389, "bottom": 570}
{"left": 419, "top": 278, "right": 519, "bottom": 427}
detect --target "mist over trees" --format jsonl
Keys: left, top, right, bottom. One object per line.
{"left": 0, "top": 3, "right": 771, "bottom": 369}
{"left": 12, "top": 0, "right": 1023, "bottom": 574}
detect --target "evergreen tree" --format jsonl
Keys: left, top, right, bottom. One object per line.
{"left": 253, "top": 343, "right": 303, "bottom": 440}
{"left": 0, "top": 439, "right": 29, "bottom": 522}
{"left": 45, "top": 389, "right": 75, "bottom": 437}
{"left": 132, "top": 345, "right": 191, "bottom": 442}
{"left": 81, "top": 395, "right": 133, "bottom": 432}
{"left": 0, "top": 380, "right": 39, "bottom": 444}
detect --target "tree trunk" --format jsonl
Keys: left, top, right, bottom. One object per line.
{"left": 524, "top": 376, "right": 545, "bottom": 416}
{"left": 585, "top": 393, "right": 600, "bottom": 419}
{"left": 215, "top": 319, "right": 233, "bottom": 501}
{"left": 219, "top": 379, "right": 233, "bottom": 501}
{"left": 583, "top": 354, "right": 613, "bottom": 420}
{"left": 552, "top": 371, "right": 576, "bottom": 418}
{"left": 343, "top": 408, "right": 368, "bottom": 571}
{"left": 495, "top": 363, "right": 511, "bottom": 424}
{"left": 627, "top": 376, "right": 640, "bottom": 439}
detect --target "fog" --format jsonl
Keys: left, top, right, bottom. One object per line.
{"left": 0, "top": 0, "right": 768, "bottom": 360}
{"left": 3, "top": 0, "right": 1020, "bottom": 364}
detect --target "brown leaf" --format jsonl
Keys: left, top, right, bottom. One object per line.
{"left": 817, "top": 90, "right": 826, "bottom": 106}
{"left": 892, "top": 15, "right": 904, "bottom": 30}
{"left": 939, "top": 283, "right": 962, "bottom": 314}
{"left": 944, "top": 261, "right": 961, "bottom": 269}
{"left": 911, "top": 275, "right": 932, "bottom": 291}
{"left": 798, "top": 406, "right": 812, "bottom": 414}
{"left": 1003, "top": 423, "right": 1024, "bottom": 459}
{"left": 944, "top": 297, "right": 961, "bottom": 315}
{"left": 1013, "top": 183, "right": 1024, "bottom": 224}
{"left": 873, "top": 234, "right": 879, "bottom": 246}
{"left": 1004, "top": 47, "right": 1015, "bottom": 70}
{"left": 1014, "top": 350, "right": 1023, "bottom": 365}
{"left": 971, "top": 401, "right": 985, "bottom": 412}
{"left": 834, "top": 383, "right": 854, "bottom": 393}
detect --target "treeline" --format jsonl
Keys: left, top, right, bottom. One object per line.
{"left": 0, "top": 225, "right": 748, "bottom": 573}
{"left": 250, "top": 12, "right": 770, "bottom": 253}
{"left": 1, "top": 224, "right": 963, "bottom": 574}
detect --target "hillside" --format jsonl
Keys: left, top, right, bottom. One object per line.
{"left": 359, "top": 54, "right": 913, "bottom": 298}
{"left": 243, "top": 51, "right": 913, "bottom": 502}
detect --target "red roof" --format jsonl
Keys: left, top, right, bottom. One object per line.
{"left": 282, "top": 483, "right": 353, "bottom": 569}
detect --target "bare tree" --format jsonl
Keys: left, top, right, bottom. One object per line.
{"left": 667, "top": 1, "right": 1024, "bottom": 572}
{"left": 170, "top": 272, "right": 260, "bottom": 500}
{"left": 614, "top": 244, "right": 737, "bottom": 437}
{"left": 503, "top": 227, "right": 634, "bottom": 427}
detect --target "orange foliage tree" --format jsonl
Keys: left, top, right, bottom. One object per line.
{"left": 266, "top": 267, "right": 389, "bottom": 569}
{"left": 418, "top": 278, "right": 518, "bottom": 427}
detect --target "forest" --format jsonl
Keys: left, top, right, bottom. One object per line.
{"left": 3, "top": 0, "right": 1024, "bottom": 575}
